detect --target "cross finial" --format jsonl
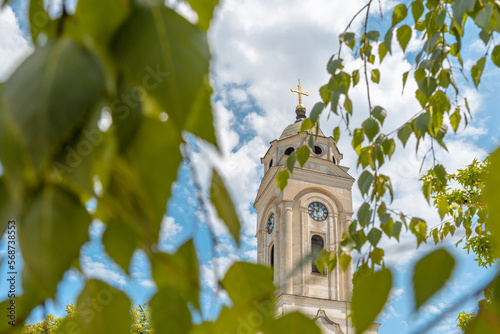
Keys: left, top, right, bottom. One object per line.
{"left": 290, "top": 81, "right": 309, "bottom": 105}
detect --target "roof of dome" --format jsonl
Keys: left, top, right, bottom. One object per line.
{"left": 279, "top": 119, "right": 325, "bottom": 140}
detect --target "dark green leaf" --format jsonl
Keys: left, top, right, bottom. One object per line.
{"left": 367, "top": 228, "right": 382, "bottom": 247}
{"left": 366, "top": 30, "right": 380, "bottom": 41}
{"left": 418, "top": 77, "right": 437, "bottom": 97}
{"left": 358, "top": 170, "right": 374, "bottom": 196}
{"left": 76, "top": 279, "right": 132, "bottom": 333}
{"left": 397, "top": 25, "right": 412, "bottom": 52}
{"left": 211, "top": 170, "right": 241, "bottom": 244}
{"left": 102, "top": 218, "right": 137, "bottom": 274}
{"left": 151, "top": 285, "right": 192, "bottom": 334}
{"left": 310, "top": 102, "right": 324, "bottom": 124}
{"left": 384, "top": 28, "right": 394, "bottom": 54}
{"left": 402, "top": 71, "right": 409, "bottom": 91}
{"left": 392, "top": 4, "right": 408, "bottom": 26}
{"left": 352, "top": 269, "right": 392, "bottom": 334}
{"left": 327, "top": 58, "right": 343, "bottom": 74}
{"left": 363, "top": 118, "right": 380, "bottom": 141}
{"left": 0, "top": 39, "right": 105, "bottom": 175}
{"left": 151, "top": 240, "right": 200, "bottom": 310}
{"left": 358, "top": 202, "right": 372, "bottom": 226}
{"left": 29, "top": 0, "right": 54, "bottom": 45}
{"left": 452, "top": 0, "right": 475, "bottom": 29}
{"left": 397, "top": 125, "right": 412, "bottom": 147}
{"left": 471, "top": 57, "right": 486, "bottom": 88}
{"left": 20, "top": 185, "right": 91, "bottom": 300}
{"left": 287, "top": 152, "right": 297, "bottom": 173}
{"left": 277, "top": 170, "right": 290, "bottom": 191}
{"left": 413, "top": 249, "right": 455, "bottom": 309}
{"left": 383, "top": 138, "right": 396, "bottom": 158}
{"left": 296, "top": 145, "right": 311, "bottom": 168}
{"left": 112, "top": 3, "right": 210, "bottom": 134}
{"left": 372, "top": 106, "right": 387, "bottom": 125}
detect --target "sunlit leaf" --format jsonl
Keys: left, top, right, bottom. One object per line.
{"left": 333, "top": 126, "right": 340, "bottom": 143}
{"left": 339, "top": 253, "right": 352, "bottom": 273}
{"left": 492, "top": 45, "right": 500, "bottom": 67}
{"left": 185, "top": 0, "right": 219, "bottom": 30}
{"left": 297, "top": 145, "right": 310, "bottom": 168}
{"left": 392, "top": 4, "right": 408, "bottom": 26}
{"left": 211, "top": 170, "right": 241, "bottom": 244}
{"left": 471, "top": 57, "right": 486, "bottom": 88}
{"left": 263, "top": 312, "right": 321, "bottom": 334}
{"left": 363, "top": 118, "right": 380, "bottom": 141}
{"left": 352, "top": 268, "right": 392, "bottom": 334}
{"left": 397, "top": 25, "right": 412, "bottom": 52}
{"left": 277, "top": 169, "right": 290, "bottom": 191}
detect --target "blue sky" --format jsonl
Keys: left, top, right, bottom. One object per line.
{"left": 0, "top": 0, "right": 499, "bottom": 333}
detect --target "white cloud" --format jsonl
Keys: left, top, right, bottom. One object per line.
{"left": 80, "top": 255, "right": 127, "bottom": 288}
{"left": 0, "top": 6, "right": 32, "bottom": 81}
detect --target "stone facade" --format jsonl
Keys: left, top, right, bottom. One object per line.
{"left": 254, "top": 118, "right": 380, "bottom": 334}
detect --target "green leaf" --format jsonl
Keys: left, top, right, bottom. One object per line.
{"left": 379, "top": 42, "right": 388, "bottom": 61}
{"left": 151, "top": 285, "right": 192, "bottom": 334}
{"left": 151, "top": 240, "right": 200, "bottom": 310}
{"left": 471, "top": 57, "right": 486, "bottom": 88}
{"left": 64, "top": 0, "right": 130, "bottom": 52}
{"left": 352, "top": 128, "right": 364, "bottom": 150}
{"left": 210, "top": 170, "right": 241, "bottom": 244}
{"left": 474, "top": 4, "right": 493, "bottom": 30}
{"left": 372, "top": 106, "right": 387, "bottom": 125}
{"left": 352, "top": 69, "right": 360, "bottom": 86}
{"left": 111, "top": 3, "right": 210, "bottom": 134}
{"left": 222, "top": 262, "right": 274, "bottom": 307}
{"left": 287, "top": 152, "right": 297, "bottom": 173}
{"left": 412, "top": 0, "right": 424, "bottom": 22}
{"left": 358, "top": 170, "right": 374, "bottom": 196}
{"left": 492, "top": 45, "right": 500, "bottom": 67}
{"left": 410, "top": 218, "right": 427, "bottom": 247}
{"left": 485, "top": 148, "right": 500, "bottom": 258}
{"left": 352, "top": 269, "right": 392, "bottom": 334}
{"left": 382, "top": 138, "right": 395, "bottom": 158}
{"left": 367, "top": 228, "right": 382, "bottom": 247}
{"left": 296, "top": 145, "right": 311, "bottom": 168}
{"left": 102, "top": 217, "right": 137, "bottom": 274}
{"left": 319, "top": 84, "right": 332, "bottom": 105}
{"left": 300, "top": 118, "right": 314, "bottom": 133}
{"left": 277, "top": 169, "right": 290, "bottom": 191}
{"left": 315, "top": 250, "right": 337, "bottom": 275}
{"left": 327, "top": 58, "right": 343, "bottom": 74}
{"left": 402, "top": 70, "right": 409, "bottom": 91}
{"left": 371, "top": 68, "right": 380, "bottom": 83}
{"left": 452, "top": 0, "right": 475, "bottom": 29}
{"left": 0, "top": 39, "right": 105, "bottom": 176}
{"left": 434, "top": 164, "right": 447, "bottom": 189}
{"left": 310, "top": 102, "right": 324, "bottom": 124}
{"left": 76, "top": 279, "right": 132, "bottom": 333}
{"left": 329, "top": 127, "right": 339, "bottom": 145}
{"left": 397, "top": 125, "right": 412, "bottom": 146}
{"left": 185, "top": 0, "right": 219, "bottom": 30}
{"left": 413, "top": 249, "right": 455, "bottom": 309}
{"left": 384, "top": 28, "right": 394, "bottom": 54}
{"left": 339, "top": 253, "right": 352, "bottom": 273}
{"left": 29, "top": 0, "right": 54, "bottom": 45}
{"left": 392, "top": 221, "right": 402, "bottom": 241}
{"left": 418, "top": 77, "right": 437, "bottom": 97}
{"left": 263, "top": 312, "right": 321, "bottom": 334}
{"left": 422, "top": 180, "right": 432, "bottom": 204}
{"left": 358, "top": 202, "right": 372, "bottom": 226}
{"left": 366, "top": 30, "right": 380, "bottom": 41}
{"left": 397, "top": 25, "right": 412, "bottom": 53}
{"left": 392, "top": 4, "right": 408, "bottom": 26}
{"left": 363, "top": 118, "right": 380, "bottom": 141}
{"left": 20, "top": 185, "right": 91, "bottom": 300}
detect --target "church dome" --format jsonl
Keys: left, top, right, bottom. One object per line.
{"left": 279, "top": 120, "right": 304, "bottom": 140}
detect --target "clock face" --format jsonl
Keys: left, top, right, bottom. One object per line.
{"left": 267, "top": 213, "right": 275, "bottom": 234}
{"left": 308, "top": 202, "right": 328, "bottom": 221}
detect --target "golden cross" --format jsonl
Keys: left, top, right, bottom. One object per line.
{"left": 290, "top": 82, "right": 309, "bottom": 105}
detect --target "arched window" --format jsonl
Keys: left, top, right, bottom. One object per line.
{"left": 269, "top": 159, "right": 273, "bottom": 169}
{"left": 332, "top": 155, "right": 336, "bottom": 164}
{"left": 313, "top": 146, "right": 322, "bottom": 155}
{"left": 284, "top": 147, "right": 295, "bottom": 155}
{"left": 311, "top": 235, "right": 324, "bottom": 273}
{"left": 270, "top": 245, "right": 274, "bottom": 268}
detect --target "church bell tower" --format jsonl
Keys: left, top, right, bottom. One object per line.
{"left": 254, "top": 84, "right": 380, "bottom": 333}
